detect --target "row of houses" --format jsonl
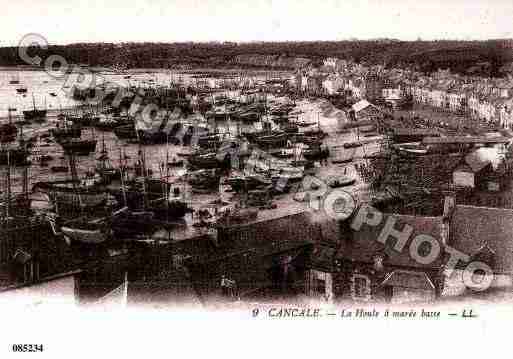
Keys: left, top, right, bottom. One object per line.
{"left": 293, "top": 58, "right": 513, "bottom": 128}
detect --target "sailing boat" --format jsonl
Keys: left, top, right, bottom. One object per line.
{"left": 0, "top": 120, "right": 30, "bottom": 166}
{"left": 112, "top": 136, "right": 190, "bottom": 221}
{"left": 58, "top": 126, "right": 97, "bottom": 156}
{"left": 33, "top": 151, "right": 108, "bottom": 215}
{"left": 13, "top": 72, "right": 27, "bottom": 94}
{"left": 23, "top": 94, "right": 47, "bottom": 122}
{"left": 9, "top": 72, "right": 20, "bottom": 85}
{"left": 60, "top": 218, "right": 111, "bottom": 244}
{"left": 51, "top": 112, "right": 82, "bottom": 140}
{"left": 95, "top": 133, "right": 120, "bottom": 183}
{"left": 110, "top": 162, "right": 156, "bottom": 238}
{"left": 0, "top": 108, "right": 18, "bottom": 143}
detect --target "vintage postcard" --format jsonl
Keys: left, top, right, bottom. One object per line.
{"left": 0, "top": 0, "right": 512, "bottom": 357}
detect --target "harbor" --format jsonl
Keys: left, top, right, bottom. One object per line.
{"left": 1, "top": 55, "right": 513, "bottom": 309}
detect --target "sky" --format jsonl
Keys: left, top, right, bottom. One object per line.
{"left": 0, "top": 0, "right": 512, "bottom": 46}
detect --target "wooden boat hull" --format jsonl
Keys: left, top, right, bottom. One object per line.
{"left": 34, "top": 181, "right": 108, "bottom": 210}
{"left": 112, "top": 211, "right": 155, "bottom": 237}
{"left": 23, "top": 109, "right": 47, "bottom": 121}
{"left": 60, "top": 140, "right": 97, "bottom": 155}
{"left": 327, "top": 176, "right": 356, "bottom": 188}
{"left": 0, "top": 149, "right": 30, "bottom": 166}
{"left": 61, "top": 226, "right": 107, "bottom": 244}
{"left": 51, "top": 127, "right": 82, "bottom": 140}
{"left": 50, "top": 166, "right": 68, "bottom": 173}
{"left": 150, "top": 199, "right": 190, "bottom": 220}
{"left": 226, "top": 175, "right": 271, "bottom": 192}
{"left": 114, "top": 125, "right": 136, "bottom": 139}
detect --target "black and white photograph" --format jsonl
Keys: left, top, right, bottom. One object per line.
{"left": 0, "top": 0, "right": 512, "bottom": 357}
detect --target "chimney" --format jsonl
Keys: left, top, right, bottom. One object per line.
{"left": 441, "top": 194, "right": 456, "bottom": 246}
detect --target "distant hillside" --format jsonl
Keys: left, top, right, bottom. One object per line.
{"left": 0, "top": 40, "right": 511, "bottom": 76}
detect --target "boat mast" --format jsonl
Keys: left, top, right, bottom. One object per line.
{"left": 68, "top": 151, "right": 83, "bottom": 211}
{"left": 135, "top": 123, "right": 148, "bottom": 210}
{"left": 5, "top": 151, "right": 11, "bottom": 220}
{"left": 118, "top": 146, "right": 128, "bottom": 207}
{"left": 166, "top": 134, "right": 170, "bottom": 180}
{"left": 99, "top": 132, "right": 107, "bottom": 173}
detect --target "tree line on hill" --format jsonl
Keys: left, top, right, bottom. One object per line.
{"left": 0, "top": 39, "right": 511, "bottom": 77}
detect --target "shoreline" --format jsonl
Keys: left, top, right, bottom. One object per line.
{"left": 0, "top": 65, "right": 293, "bottom": 74}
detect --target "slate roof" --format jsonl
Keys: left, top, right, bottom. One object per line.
{"left": 185, "top": 211, "right": 328, "bottom": 265}
{"left": 381, "top": 270, "right": 435, "bottom": 290}
{"left": 450, "top": 205, "right": 513, "bottom": 274}
{"left": 340, "top": 208, "right": 444, "bottom": 270}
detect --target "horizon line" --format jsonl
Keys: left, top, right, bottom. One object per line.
{"left": 1, "top": 37, "right": 513, "bottom": 48}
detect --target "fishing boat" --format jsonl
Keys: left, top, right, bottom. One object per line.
{"left": 60, "top": 139, "right": 97, "bottom": 155}
{"left": 95, "top": 135, "right": 120, "bottom": 183}
{"left": 167, "top": 158, "right": 184, "bottom": 167}
{"left": 94, "top": 114, "right": 120, "bottom": 131}
{"left": 33, "top": 179, "right": 108, "bottom": 212}
{"left": 51, "top": 114, "right": 82, "bottom": 140}
{"left": 188, "top": 151, "right": 230, "bottom": 170}
{"left": 113, "top": 184, "right": 190, "bottom": 221}
{"left": 255, "top": 132, "right": 288, "bottom": 149}
{"left": 294, "top": 134, "right": 323, "bottom": 146}
{"left": 35, "top": 148, "right": 106, "bottom": 214}
{"left": 233, "top": 110, "right": 260, "bottom": 123}
{"left": 196, "top": 134, "right": 222, "bottom": 150}
{"left": 216, "top": 207, "right": 259, "bottom": 227}
{"left": 327, "top": 175, "right": 356, "bottom": 188}
{"left": 9, "top": 73, "right": 20, "bottom": 85}
{"left": 343, "top": 141, "right": 363, "bottom": 149}
{"left": 50, "top": 165, "right": 68, "bottom": 173}
{"left": 303, "top": 128, "right": 326, "bottom": 138}
{"left": 296, "top": 120, "right": 316, "bottom": 127}
{"left": 111, "top": 210, "right": 155, "bottom": 238}
{"left": 1, "top": 109, "right": 18, "bottom": 143}
{"left": 0, "top": 147, "right": 30, "bottom": 166}
{"left": 270, "top": 107, "right": 293, "bottom": 116}
{"left": 60, "top": 218, "right": 110, "bottom": 244}
{"left": 188, "top": 169, "right": 222, "bottom": 192}
{"left": 225, "top": 173, "right": 272, "bottom": 192}
{"left": 23, "top": 95, "right": 47, "bottom": 122}
{"left": 331, "top": 148, "right": 356, "bottom": 164}
{"left": 205, "top": 108, "right": 233, "bottom": 121}
{"left": 393, "top": 143, "right": 429, "bottom": 157}
{"left": 271, "top": 166, "right": 304, "bottom": 192}
{"left": 281, "top": 122, "right": 299, "bottom": 134}
{"left": 271, "top": 148, "right": 295, "bottom": 159}
{"left": 303, "top": 145, "right": 329, "bottom": 161}
{"left": 51, "top": 125, "right": 82, "bottom": 140}
{"left": 149, "top": 196, "right": 191, "bottom": 220}
{"left": 114, "top": 123, "right": 137, "bottom": 139}
{"left": 74, "top": 112, "right": 99, "bottom": 126}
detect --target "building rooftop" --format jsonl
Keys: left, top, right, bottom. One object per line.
{"left": 340, "top": 209, "right": 444, "bottom": 270}
{"left": 450, "top": 205, "right": 513, "bottom": 274}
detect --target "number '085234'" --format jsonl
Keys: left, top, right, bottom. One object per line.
{"left": 11, "top": 344, "right": 44, "bottom": 352}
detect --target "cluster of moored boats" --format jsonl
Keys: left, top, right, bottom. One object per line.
{"left": 1, "top": 79, "right": 361, "bottom": 247}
